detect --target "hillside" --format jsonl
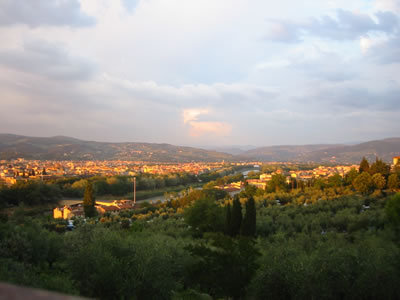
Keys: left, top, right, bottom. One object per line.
{"left": 1, "top": 134, "right": 399, "bottom": 163}
{"left": 240, "top": 144, "right": 339, "bottom": 162}
{"left": 0, "top": 134, "right": 233, "bottom": 162}
{"left": 300, "top": 138, "right": 400, "bottom": 163}
{"left": 241, "top": 138, "right": 400, "bottom": 163}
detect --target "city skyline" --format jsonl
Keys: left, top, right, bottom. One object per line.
{"left": 1, "top": 0, "right": 400, "bottom": 147}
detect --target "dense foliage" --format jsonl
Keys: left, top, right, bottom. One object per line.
{"left": 83, "top": 182, "right": 96, "bottom": 218}
{"left": 0, "top": 181, "right": 61, "bottom": 208}
{"left": 0, "top": 165, "right": 247, "bottom": 207}
{"left": 0, "top": 159, "right": 400, "bottom": 299}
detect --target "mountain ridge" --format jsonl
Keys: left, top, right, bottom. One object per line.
{"left": 241, "top": 137, "right": 400, "bottom": 163}
{"left": 0, "top": 134, "right": 399, "bottom": 163}
{"left": 0, "top": 134, "right": 233, "bottom": 162}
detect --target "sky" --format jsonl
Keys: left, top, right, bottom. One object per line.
{"left": 0, "top": 0, "right": 399, "bottom": 148}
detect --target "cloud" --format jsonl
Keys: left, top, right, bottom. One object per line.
{"left": 0, "top": 0, "right": 399, "bottom": 146}
{"left": 301, "top": 84, "right": 400, "bottom": 113}
{"left": 266, "top": 9, "right": 399, "bottom": 42}
{"left": 183, "top": 108, "right": 210, "bottom": 124}
{"left": 189, "top": 121, "right": 232, "bottom": 137}
{"left": 121, "top": 0, "right": 140, "bottom": 13}
{"left": 364, "top": 34, "right": 400, "bottom": 63}
{"left": 264, "top": 22, "right": 302, "bottom": 43}
{"left": 181, "top": 108, "right": 232, "bottom": 137}
{"left": 0, "top": 0, "right": 96, "bottom": 27}
{"left": 360, "top": 37, "right": 374, "bottom": 54}
{"left": 0, "top": 39, "right": 97, "bottom": 80}
{"left": 375, "top": 0, "right": 400, "bottom": 13}
{"left": 254, "top": 59, "right": 291, "bottom": 71}
{"left": 104, "top": 74, "right": 276, "bottom": 109}
{"left": 291, "top": 48, "right": 358, "bottom": 81}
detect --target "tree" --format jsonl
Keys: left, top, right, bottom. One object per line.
{"left": 240, "top": 184, "right": 257, "bottom": 198}
{"left": 241, "top": 196, "right": 256, "bottom": 237}
{"left": 184, "top": 198, "right": 224, "bottom": 235}
{"left": 385, "top": 193, "right": 400, "bottom": 227}
{"left": 359, "top": 157, "right": 370, "bottom": 174}
{"left": 313, "top": 178, "right": 327, "bottom": 190}
{"left": 268, "top": 174, "right": 288, "bottom": 193}
{"left": 83, "top": 182, "right": 96, "bottom": 218}
{"left": 67, "top": 228, "right": 188, "bottom": 300}
{"left": 185, "top": 233, "right": 259, "bottom": 300}
{"left": 225, "top": 202, "right": 232, "bottom": 235}
{"left": 393, "top": 164, "right": 400, "bottom": 177}
{"left": 353, "top": 172, "right": 373, "bottom": 195}
{"left": 202, "top": 188, "right": 228, "bottom": 201}
{"left": 229, "top": 195, "right": 242, "bottom": 237}
{"left": 369, "top": 158, "right": 390, "bottom": 178}
{"left": 388, "top": 174, "right": 399, "bottom": 191}
{"left": 372, "top": 173, "right": 386, "bottom": 190}
{"left": 328, "top": 174, "right": 343, "bottom": 188}
{"left": 345, "top": 168, "right": 358, "bottom": 186}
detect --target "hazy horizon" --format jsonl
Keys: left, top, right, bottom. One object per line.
{"left": 2, "top": 131, "right": 399, "bottom": 151}
{"left": 1, "top": 0, "right": 400, "bottom": 147}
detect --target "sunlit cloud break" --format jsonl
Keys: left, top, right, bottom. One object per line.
{"left": 182, "top": 109, "right": 232, "bottom": 137}
{"left": 183, "top": 108, "right": 209, "bottom": 124}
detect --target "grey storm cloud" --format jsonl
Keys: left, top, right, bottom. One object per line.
{"left": 266, "top": 9, "right": 399, "bottom": 43}
{"left": 308, "top": 9, "right": 399, "bottom": 40}
{"left": 304, "top": 85, "right": 400, "bottom": 113}
{"left": 0, "top": 0, "right": 96, "bottom": 27}
{"left": 291, "top": 51, "right": 359, "bottom": 82}
{"left": 0, "top": 39, "right": 97, "bottom": 80}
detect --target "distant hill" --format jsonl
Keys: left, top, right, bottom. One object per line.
{"left": 241, "top": 138, "right": 400, "bottom": 163}
{"left": 300, "top": 138, "right": 400, "bottom": 163}
{"left": 0, "top": 134, "right": 233, "bottom": 162}
{"left": 241, "top": 144, "right": 340, "bottom": 162}
{"left": 1, "top": 134, "right": 399, "bottom": 163}
{"left": 208, "top": 145, "right": 256, "bottom": 156}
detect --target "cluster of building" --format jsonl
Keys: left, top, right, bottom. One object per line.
{"left": 202, "top": 158, "right": 400, "bottom": 194}
{"left": 141, "top": 162, "right": 227, "bottom": 175}
{"left": 215, "top": 181, "right": 245, "bottom": 196}
{"left": 245, "top": 165, "right": 360, "bottom": 189}
{"left": 53, "top": 200, "right": 137, "bottom": 219}
{"left": 215, "top": 165, "right": 366, "bottom": 192}
{"left": 0, "top": 158, "right": 232, "bottom": 186}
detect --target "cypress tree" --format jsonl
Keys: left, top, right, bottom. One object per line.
{"left": 83, "top": 182, "right": 96, "bottom": 218}
{"left": 241, "top": 196, "right": 256, "bottom": 237}
{"left": 225, "top": 202, "right": 232, "bottom": 235}
{"left": 230, "top": 195, "right": 242, "bottom": 237}
{"left": 359, "top": 157, "right": 370, "bottom": 174}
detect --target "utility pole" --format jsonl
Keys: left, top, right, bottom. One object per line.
{"left": 133, "top": 177, "right": 136, "bottom": 204}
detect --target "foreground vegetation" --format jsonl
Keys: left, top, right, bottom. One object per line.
{"left": 0, "top": 188, "right": 399, "bottom": 299}
{"left": 0, "top": 159, "right": 400, "bottom": 299}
